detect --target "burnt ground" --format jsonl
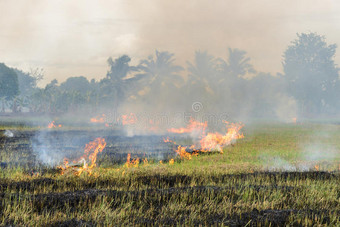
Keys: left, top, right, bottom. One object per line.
{"left": 0, "top": 129, "right": 180, "bottom": 168}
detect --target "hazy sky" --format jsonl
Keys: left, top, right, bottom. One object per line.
{"left": 1, "top": 0, "right": 340, "bottom": 86}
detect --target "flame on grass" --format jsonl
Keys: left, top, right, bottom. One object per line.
{"left": 48, "top": 121, "right": 62, "bottom": 128}
{"left": 143, "top": 158, "right": 149, "bottom": 166}
{"left": 199, "top": 122, "right": 244, "bottom": 152}
{"left": 124, "top": 154, "right": 150, "bottom": 168}
{"left": 163, "top": 137, "right": 197, "bottom": 160}
{"left": 314, "top": 164, "right": 320, "bottom": 171}
{"left": 176, "top": 145, "right": 198, "bottom": 160}
{"left": 164, "top": 120, "right": 244, "bottom": 159}
{"left": 125, "top": 153, "right": 140, "bottom": 168}
{"left": 168, "top": 118, "right": 207, "bottom": 135}
{"left": 121, "top": 112, "right": 163, "bottom": 133}
{"left": 148, "top": 119, "right": 160, "bottom": 133}
{"left": 122, "top": 113, "right": 137, "bottom": 125}
{"left": 58, "top": 138, "right": 106, "bottom": 176}
{"left": 90, "top": 114, "right": 106, "bottom": 123}
{"left": 58, "top": 158, "right": 70, "bottom": 175}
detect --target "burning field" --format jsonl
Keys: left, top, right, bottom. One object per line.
{"left": 3, "top": 0, "right": 340, "bottom": 225}
{"left": 0, "top": 119, "right": 339, "bottom": 226}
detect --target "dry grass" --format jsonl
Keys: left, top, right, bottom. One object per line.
{"left": 0, "top": 122, "right": 339, "bottom": 226}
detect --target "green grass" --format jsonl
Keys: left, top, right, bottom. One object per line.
{"left": 0, "top": 122, "right": 339, "bottom": 225}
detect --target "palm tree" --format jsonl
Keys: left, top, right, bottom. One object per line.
{"left": 217, "top": 48, "right": 256, "bottom": 117}
{"left": 103, "top": 55, "right": 141, "bottom": 110}
{"left": 218, "top": 48, "right": 256, "bottom": 79}
{"left": 107, "top": 55, "right": 138, "bottom": 81}
{"left": 187, "top": 50, "right": 218, "bottom": 92}
{"left": 138, "top": 50, "right": 183, "bottom": 88}
{"left": 137, "top": 50, "right": 184, "bottom": 111}
{"left": 184, "top": 51, "right": 220, "bottom": 113}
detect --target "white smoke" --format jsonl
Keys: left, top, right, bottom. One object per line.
{"left": 4, "top": 130, "right": 14, "bottom": 137}
{"left": 275, "top": 94, "right": 298, "bottom": 123}
{"left": 31, "top": 130, "right": 65, "bottom": 166}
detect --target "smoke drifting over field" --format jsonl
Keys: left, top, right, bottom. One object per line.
{"left": 1, "top": 1, "right": 340, "bottom": 169}
{"left": 4, "top": 130, "right": 14, "bottom": 138}
{"left": 1, "top": 1, "right": 340, "bottom": 122}
{"left": 1, "top": 0, "right": 339, "bottom": 84}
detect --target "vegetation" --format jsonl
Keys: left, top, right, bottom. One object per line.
{"left": 0, "top": 63, "right": 19, "bottom": 112}
{"left": 1, "top": 32, "right": 340, "bottom": 120}
{"left": 1, "top": 31, "right": 340, "bottom": 225}
{"left": 283, "top": 32, "right": 340, "bottom": 115}
{"left": 0, "top": 123, "right": 339, "bottom": 226}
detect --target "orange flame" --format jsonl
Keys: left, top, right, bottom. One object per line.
{"left": 58, "top": 158, "right": 69, "bottom": 175}
{"left": 48, "top": 121, "right": 62, "bottom": 128}
{"left": 163, "top": 137, "right": 175, "bottom": 143}
{"left": 90, "top": 114, "right": 106, "bottom": 123}
{"left": 199, "top": 122, "right": 244, "bottom": 152}
{"left": 147, "top": 119, "right": 159, "bottom": 133}
{"left": 314, "top": 165, "right": 319, "bottom": 171}
{"left": 167, "top": 118, "right": 207, "bottom": 135}
{"left": 122, "top": 113, "right": 137, "bottom": 125}
{"left": 58, "top": 138, "right": 106, "bottom": 176}
{"left": 164, "top": 120, "right": 244, "bottom": 159}
{"left": 125, "top": 153, "right": 140, "bottom": 168}
{"left": 121, "top": 113, "right": 161, "bottom": 133}
{"left": 143, "top": 158, "right": 149, "bottom": 166}
{"left": 85, "top": 138, "right": 106, "bottom": 169}
{"left": 174, "top": 146, "right": 198, "bottom": 159}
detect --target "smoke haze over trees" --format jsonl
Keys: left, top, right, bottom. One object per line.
{"left": 283, "top": 33, "right": 339, "bottom": 116}
{"left": 1, "top": 32, "right": 340, "bottom": 122}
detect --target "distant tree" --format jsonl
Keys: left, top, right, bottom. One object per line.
{"left": 30, "top": 88, "right": 45, "bottom": 113}
{"left": 42, "top": 79, "right": 59, "bottom": 113}
{"left": 215, "top": 48, "right": 256, "bottom": 116}
{"left": 13, "top": 68, "right": 43, "bottom": 112}
{"left": 218, "top": 48, "right": 256, "bottom": 79}
{"left": 90, "top": 78, "right": 96, "bottom": 86}
{"left": 60, "top": 76, "right": 91, "bottom": 94}
{"left": 14, "top": 69, "right": 38, "bottom": 96}
{"left": 137, "top": 50, "right": 183, "bottom": 110}
{"left": 107, "top": 55, "right": 139, "bottom": 81}
{"left": 187, "top": 50, "right": 217, "bottom": 87}
{"left": 185, "top": 51, "right": 218, "bottom": 112}
{"left": 216, "top": 48, "right": 256, "bottom": 93}
{"left": 46, "top": 79, "right": 58, "bottom": 90}
{"left": 283, "top": 32, "right": 339, "bottom": 115}
{"left": 246, "top": 73, "right": 284, "bottom": 117}
{"left": 0, "top": 63, "right": 19, "bottom": 112}
{"left": 102, "top": 55, "right": 140, "bottom": 109}
{"left": 139, "top": 50, "right": 183, "bottom": 88}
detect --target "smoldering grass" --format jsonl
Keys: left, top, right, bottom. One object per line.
{"left": 0, "top": 123, "right": 339, "bottom": 225}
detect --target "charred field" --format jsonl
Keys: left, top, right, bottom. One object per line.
{"left": 0, "top": 122, "right": 339, "bottom": 226}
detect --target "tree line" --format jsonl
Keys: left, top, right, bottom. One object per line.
{"left": 1, "top": 32, "right": 339, "bottom": 119}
